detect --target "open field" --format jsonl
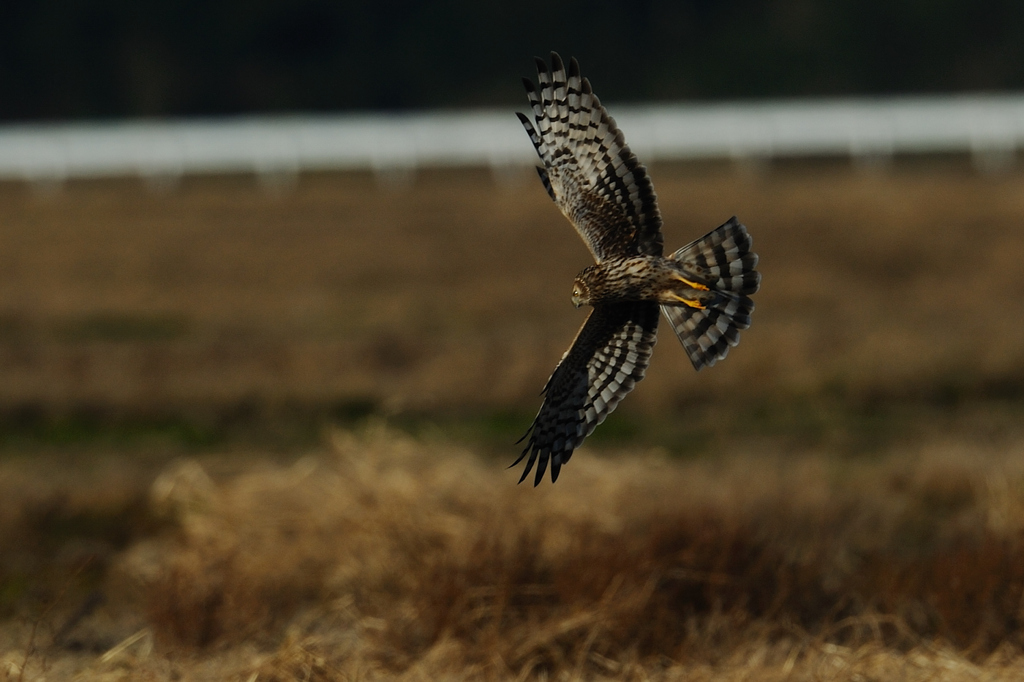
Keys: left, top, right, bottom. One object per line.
{"left": 1, "top": 161, "right": 1023, "bottom": 428}
{"left": 3, "top": 161, "right": 1024, "bottom": 679}
{"left": 5, "top": 428, "right": 1024, "bottom": 680}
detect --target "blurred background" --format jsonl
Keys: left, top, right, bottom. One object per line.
{"left": 4, "top": 2, "right": 1024, "bottom": 678}
{"left": 0, "top": 0, "right": 1023, "bottom": 447}
{"left": 4, "top": 0, "right": 1024, "bottom": 119}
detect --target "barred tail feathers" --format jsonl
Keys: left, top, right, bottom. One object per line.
{"left": 662, "top": 217, "right": 760, "bottom": 371}
{"left": 672, "top": 216, "right": 760, "bottom": 295}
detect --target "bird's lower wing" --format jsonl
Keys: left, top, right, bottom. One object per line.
{"left": 515, "top": 301, "right": 659, "bottom": 485}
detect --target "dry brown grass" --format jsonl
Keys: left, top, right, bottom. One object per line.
{"left": 6, "top": 426, "right": 1024, "bottom": 679}
{"left": 1, "top": 162, "right": 1023, "bottom": 421}
{"left": 3, "top": 161, "right": 1024, "bottom": 679}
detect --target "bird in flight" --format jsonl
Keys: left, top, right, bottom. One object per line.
{"left": 513, "top": 53, "right": 761, "bottom": 485}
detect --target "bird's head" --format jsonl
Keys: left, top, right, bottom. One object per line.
{"left": 571, "top": 276, "right": 591, "bottom": 308}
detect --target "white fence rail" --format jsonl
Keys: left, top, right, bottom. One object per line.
{"left": 2, "top": 94, "right": 1024, "bottom": 181}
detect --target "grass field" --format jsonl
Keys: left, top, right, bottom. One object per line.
{"left": 3, "top": 160, "right": 1024, "bottom": 679}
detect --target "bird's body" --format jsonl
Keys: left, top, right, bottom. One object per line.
{"left": 514, "top": 53, "right": 761, "bottom": 485}
{"left": 576, "top": 256, "right": 716, "bottom": 308}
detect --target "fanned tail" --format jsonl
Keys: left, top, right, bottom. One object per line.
{"left": 662, "top": 217, "right": 760, "bottom": 371}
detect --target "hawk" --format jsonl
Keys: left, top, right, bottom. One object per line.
{"left": 513, "top": 53, "right": 761, "bottom": 485}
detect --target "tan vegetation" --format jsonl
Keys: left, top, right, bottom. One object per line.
{"left": 6, "top": 426, "right": 1024, "bottom": 680}
{"left": 2, "top": 161, "right": 1024, "bottom": 679}
{"left": 1, "top": 162, "right": 1023, "bottom": 420}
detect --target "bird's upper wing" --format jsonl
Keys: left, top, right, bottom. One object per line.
{"left": 518, "top": 53, "right": 663, "bottom": 262}
{"left": 514, "top": 301, "right": 659, "bottom": 485}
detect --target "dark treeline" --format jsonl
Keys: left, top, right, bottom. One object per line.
{"left": 3, "top": 0, "right": 1024, "bottom": 122}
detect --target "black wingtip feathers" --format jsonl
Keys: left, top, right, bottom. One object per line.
{"left": 533, "top": 454, "right": 549, "bottom": 487}
{"left": 550, "top": 52, "right": 564, "bottom": 74}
